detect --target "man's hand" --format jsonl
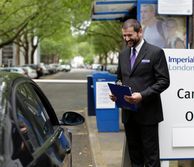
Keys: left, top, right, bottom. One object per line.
{"left": 109, "top": 94, "right": 117, "bottom": 102}
{"left": 124, "top": 92, "right": 142, "bottom": 104}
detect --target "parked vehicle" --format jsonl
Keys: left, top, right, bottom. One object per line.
{"left": 91, "top": 63, "right": 101, "bottom": 70}
{"left": 0, "top": 72, "right": 85, "bottom": 167}
{"left": 39, "top": 63, "right": 49, "bottom": 75}
{"left": 60, "top": 64, "right": 71, "bottom": 72}
{"left": 22, "top": 66, "right": 38, "bottom": 79}
{"left": 0, "top": 67, "right": 28, "bottom": 77}
{"left": 106, "top": 64, "right": 118, "bottom": 74}
{"left": 22, "top": 64, "right": 43, "bottom": 78}
{"left": 45, "top": 64, "right": 57, "bottom": 74}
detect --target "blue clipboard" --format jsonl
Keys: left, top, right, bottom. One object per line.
{"left": 108, "top": 83, "right": 137, "bottom": 111}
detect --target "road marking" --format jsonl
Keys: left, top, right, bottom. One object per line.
{"left": 33, "top": 79, "right": 87, "bottom": 83}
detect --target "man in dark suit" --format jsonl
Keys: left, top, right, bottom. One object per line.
{"left": 110, "top": 19, "right": 170, "bottom": 167}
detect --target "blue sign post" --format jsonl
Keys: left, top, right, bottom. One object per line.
{"left": 92, "top": 72, "right": 119, "bottom": 132}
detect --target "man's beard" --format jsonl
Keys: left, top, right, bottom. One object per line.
{"left": 126, "top": 39, "right": 138, "bottom": 48}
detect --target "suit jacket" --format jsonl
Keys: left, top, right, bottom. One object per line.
{"left": 117, "top": 41, "right": 170, "bottom": 125}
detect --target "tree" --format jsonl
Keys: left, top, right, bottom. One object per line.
{"left": 86, "top": 21, "right": 123, "bottom": 64}
{"left": 0, "top": 0, "right": 124, "bottom": 65}
{"left": 14, "top": 0, "right": 73, "bottom": 64}
{"left": 0, "top": 0, "right": 74, "bottom": 63}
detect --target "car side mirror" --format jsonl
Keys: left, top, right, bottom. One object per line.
{"left": 60, "top": 111, "right": 85, "bottom": 126}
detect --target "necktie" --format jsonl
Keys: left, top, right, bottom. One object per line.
{"left": 131, "top": 48, "right": 136, "bottom": 69}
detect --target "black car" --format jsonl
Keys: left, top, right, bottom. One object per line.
{"left": 0, "top": 72, "right": 85, "bottom": 167}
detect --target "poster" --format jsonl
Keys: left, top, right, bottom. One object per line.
{"left": 96, "top": 81, "right": 115, "bottom": 109}
{"left": 160, "top": 49, "right": 194, "bottom": 159}
{"left": 140, "top": 4, "right": 187, "bottom": 49}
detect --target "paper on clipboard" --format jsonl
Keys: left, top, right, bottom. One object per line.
{"left": 108, "top": 83, "right": 137, "bottom": 111}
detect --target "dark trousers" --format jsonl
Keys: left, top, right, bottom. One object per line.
{"left": 124, "top": 120, "right": 160, "bottom": 167}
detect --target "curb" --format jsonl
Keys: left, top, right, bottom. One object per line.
{"left": 85, "top": 113, "right": 107, "bottom": 167}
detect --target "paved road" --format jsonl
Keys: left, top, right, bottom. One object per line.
{"left": 38, "top": 68, "right": 91, "bottom": 114}
{"left": 37, "top": 68, "right": 95, "bottom": 167}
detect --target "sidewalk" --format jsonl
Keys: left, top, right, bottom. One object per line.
{"left": 85, "top": 114, "right": 125, "bottom": 167}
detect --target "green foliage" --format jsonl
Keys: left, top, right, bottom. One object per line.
{"left": 41, "top": 32, "right": 74, "bottom": 62}
{"left": 86, "top": 21, "right": 123, "bottom": 63}
{"left": 0, "top": 0, "right": 123, "bottom": 64}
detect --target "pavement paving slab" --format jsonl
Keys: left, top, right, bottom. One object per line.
{"left": 85, "top": 114, "right": 125, "bottom": 167}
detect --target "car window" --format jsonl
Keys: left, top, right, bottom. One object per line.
{"left": 15, "top": 83, "right": 54, "bottom": 147}
{"left": 11, "top": 81, "right": 67, "bottom": 166}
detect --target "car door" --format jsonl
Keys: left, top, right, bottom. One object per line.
{"left": 11, "top": 78, "right": 71, "bottom": 167}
